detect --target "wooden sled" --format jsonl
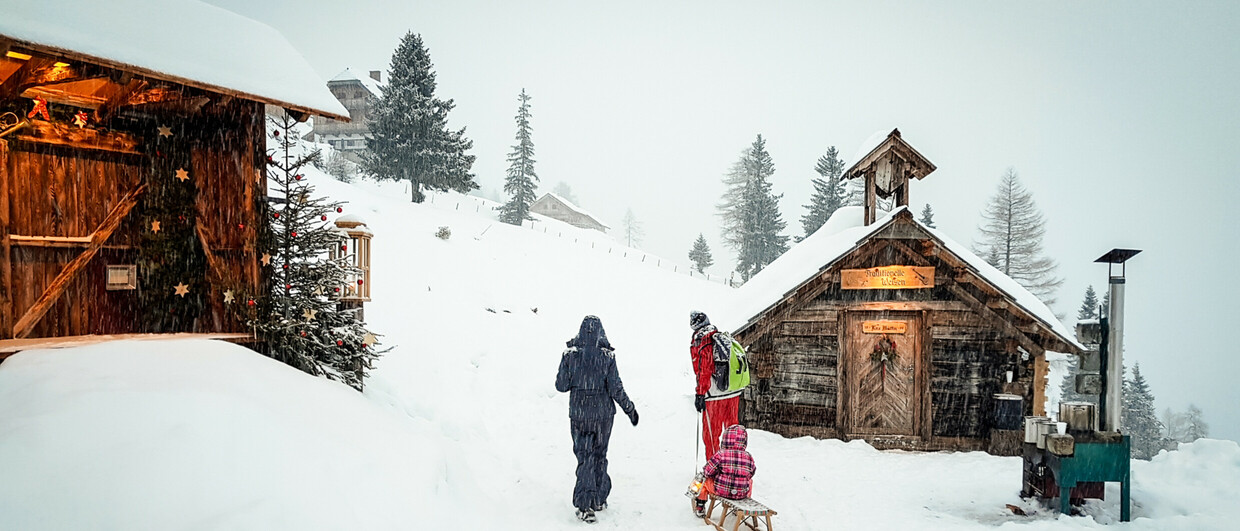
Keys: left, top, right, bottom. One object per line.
{"left": 702, "top": 494, "right": 776, "bottom": 531}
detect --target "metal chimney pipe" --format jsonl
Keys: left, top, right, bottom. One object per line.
{"left": 1094, "top": 248, "right": 1140, "bottom": 432}
{"left": 1104, "top": 275, "right": 1125, "bottom": 431}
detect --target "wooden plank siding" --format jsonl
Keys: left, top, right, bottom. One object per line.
{"left": 1, "top": 99, "right": 267, "bottom": 339}
{"left": 737, "top": 219, "right": 1061, "bottom": 453}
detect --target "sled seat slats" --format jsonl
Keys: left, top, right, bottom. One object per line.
{"left": 704, "top": 494, "right": 776, "bottom": 531}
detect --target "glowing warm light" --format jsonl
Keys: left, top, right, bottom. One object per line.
{"left": 52, "top": 61, "right": 70, "bottom": 68}
{"left": 5, "top": 51, "right": 32, "bottom": 60}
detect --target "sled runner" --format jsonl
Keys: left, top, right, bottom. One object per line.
{"left": 702, "top": 494, "right": 776, "bottom": 531}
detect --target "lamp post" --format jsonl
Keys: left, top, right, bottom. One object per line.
{"left": 1094, "top": 248, "right": 1141, "bottom": 432}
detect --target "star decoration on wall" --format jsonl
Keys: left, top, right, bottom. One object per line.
{"left": 72, "top": 112, "right": 88, "bottom": 128}
{"left": 173, "top": 283, "right": 189, "bottom": 297}
{"left": 158, "top": 125, "right": 173, "bottom": 138}
{"left": 313, "top": 286, "right": 324, "bottom": 296}
{"left": 302, "top": 308, "right": 317, "bottom": 321}
{"left": 150, "top": 220, "right": 161, "bottom": 234}
{"left": 260, "top": 253, "right": 272, "bottom": 266}
{"left": 362, "top": 332, "right": 377, "bottom": 347}
{"left": 223, "top": 290, "right": 235, "bottom": 304}
{"left": 27, "top": 96, "right": 49, "bottom": 120}
{"left": 175, "top": 168, "right": 190, "bottom": 182}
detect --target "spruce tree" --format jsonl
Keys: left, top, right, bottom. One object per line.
{"left": 1183, "top": 404, "right": 1209, "bottom": 442}
{"left": 800, "top": 146, "right": 848, "bottom": 237}
{"left": 724, "top": 135, "right": 789, "bottom": 281}
{"left": 973, "top": 168, "right": 1063, "bottom": 306}
{"left": 1122, "top": 363, "right": 1166, "bottom": 459}
{"left": 621, "top": 208, "right": 644, "bottom": 247}
{"left": 920, "top": 203, "right": 937, "bottom": 228}
{"left": 499, "top": 89, "right": 538, "bottom": 225}
{"left": 1078, "top": 285, "right": 1100, "bottom": 321}
{"left": 364, "top": 32, "right": 477, "bottom": 202}
{"left": 552, "top": 181, "right": 578, "bottom": 205}
{"left": 253, "top": 113, "right": 381, "bottom": 391}
{"left": 689, "top": 233, "right": 714, "bottom": 274}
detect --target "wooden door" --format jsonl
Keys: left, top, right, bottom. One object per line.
{"left": 844, "top": 311, "right": 922, "bottom": 436}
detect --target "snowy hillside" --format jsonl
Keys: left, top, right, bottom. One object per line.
{"left": 1, "top": 157, "right": 1237, "bottom": 530}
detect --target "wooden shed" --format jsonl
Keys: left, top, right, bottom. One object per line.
{"left": 0, "top": 1, "right": 348, "bottom": 350}
{"left": 730, "top": 129, "right": 1081, "bottom": 452}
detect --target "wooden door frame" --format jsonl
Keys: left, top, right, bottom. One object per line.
{"left": 838, "top": 309, "right": 929, "bottom": 438}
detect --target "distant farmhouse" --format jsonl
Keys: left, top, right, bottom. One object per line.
{"left": 530, "top": 193, "right": 609, "bottom": 233}
{"left": 307, "top": 68, "right": 381, "bottom": 163}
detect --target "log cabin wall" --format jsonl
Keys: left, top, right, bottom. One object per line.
{"left": 1, "top": 98, "right": 266, "bottom": 339}
{"left": 738, "top": 235, "right": 1038, "bottom": 451}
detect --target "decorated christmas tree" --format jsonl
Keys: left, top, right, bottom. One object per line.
{"left": 250, "top": 112, "right": 381, "bottom": 390}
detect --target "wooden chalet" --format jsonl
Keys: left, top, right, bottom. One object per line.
{"left": 729, "top": 129, "right": 1082, "bottom": 453}
{"left": 0, "top": 1, "right": 349, "bottom": 354}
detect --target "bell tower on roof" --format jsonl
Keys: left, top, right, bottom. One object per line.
{"left": 842, "top": 129, "right": 937, "bottom": 226}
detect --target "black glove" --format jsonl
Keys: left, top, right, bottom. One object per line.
{"left": 694, "top": 395, "right": 706, "bottom": 413}
{"left": 628, "top": 408, "right": 639, "bottom": 427}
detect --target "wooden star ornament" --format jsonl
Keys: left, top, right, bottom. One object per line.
{"left": 175, "top": 168, "right": 190, "bottom": 182}
{"left": 362, "top": 332, "right": 377, "bottom": 347}
{"left": 150, "top": 220, "right": 161, "bottom": 234}
{"left": 173, "top": 282, "right": 190, "bottom": 297}
{"left": 158, "top": 125, "right": 173, "bottom": 138}
{"left": 260, "top": 253, "right": 272, "bottom": 266}
{"left": 302, "top": 308, "right": 317, "bottom": 321}
{"left": 223, "top": 290, "right": 235, "bottom": 304}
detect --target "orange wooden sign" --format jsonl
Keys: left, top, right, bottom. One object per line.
{"left": 863, "top": 321, "right": 908, "bottom": 334}
{"left": 841, "top": 265, "right": 934, "bottom": 290}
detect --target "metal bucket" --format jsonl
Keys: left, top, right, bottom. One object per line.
{"left": 1035, "top": 420, "right": 1057, "bottom": 449}
{"left": 1060, "top": 401, "right": 1098, "bottom": 434}
{"left": 1024, "top": 416, "right": 1050, "bottom": 444}
{"left": 994, "top": 394, "right": 1024, "bottom": 430}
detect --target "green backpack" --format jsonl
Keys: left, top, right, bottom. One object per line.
{"left": 712, "top": 331, "right": 751, "bottom": 393}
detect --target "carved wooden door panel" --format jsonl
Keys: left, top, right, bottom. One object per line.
{"left": 845, "top": 312, "right": 922, "bottom": 436}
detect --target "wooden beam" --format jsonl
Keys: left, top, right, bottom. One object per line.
{"left": 1034, "top": 353, "right": 1050, "bottom": 416}
{"left": 94, "top": 79, "right": 148, "bottom": 123}
{"left": 946, "top": 282, "right": 1042, "bottom": 357}
{"left": 0, "top": 141, "right": 11, "bottom": 337}
{"left": 0, "top": 57, "right": 52, "bottom": 99}
{"left": 10, "top": 119, "right": 142, "bottom": 155}
{"left": 195, "top": 224, "right": 226, "bottom": 282}
{"left": 12, "top": 183, "right": 147, "bottom": 338}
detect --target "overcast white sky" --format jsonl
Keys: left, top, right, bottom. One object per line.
{"left": 206, "top": 0, "right": 1240, "bottom": 441}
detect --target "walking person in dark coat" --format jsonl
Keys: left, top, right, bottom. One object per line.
{"left": 555, "top": 315, "right": 639, "bottom": 524}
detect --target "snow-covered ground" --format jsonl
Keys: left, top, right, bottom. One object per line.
{"left": 1, "top": 156, "right": 1237, "bottom": 530}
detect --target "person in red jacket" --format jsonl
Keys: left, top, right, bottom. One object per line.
{"left": 690, "top": 310, "right": 740, "bottom": 459}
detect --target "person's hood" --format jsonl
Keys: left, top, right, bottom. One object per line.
{"left": 690, "top": 310, "right": 711, "bottom": 330}
{"left": 721, "top": 424, "right": 747, "bottom": 450}
{"left": 569, "top": 315, "right": 611, "bottom": 350}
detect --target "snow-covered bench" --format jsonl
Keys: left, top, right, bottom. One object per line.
{"left": 703, "top": 494, "right": 776, "bottom": 531}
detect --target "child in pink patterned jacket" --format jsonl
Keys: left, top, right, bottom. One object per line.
{"left": 694, "top": 424, "right": 757, "bottom": 516}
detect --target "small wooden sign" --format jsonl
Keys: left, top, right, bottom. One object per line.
{"left": 841, "top": 265, "right": 934, "bottom": 290}
{"left": 863, "top": 321, "right": 908, "bottom": 334}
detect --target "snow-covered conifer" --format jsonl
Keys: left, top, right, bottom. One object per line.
{"left": 499, "top": 89, "right": 538, "bottom": 225}
{"left": 363, "top": 32, "right": 477, "bottom": 202}
{"left": 919, "top": 203, "right": 936, "bottom": 228}
{"left": 1122, "top": 363, "right": 1166, "bottom": 459}
{"left": 800, "top": 146, "right": 847, "bottom": 237}
{"left": 621, "top": 208, "right": 644, "bottom": 247}
{"left": 719, "top": 135, "right": 789, "bottom": 281}
{"left": 251, "top": 113, "right": 381, "bottom": 391}
{"left": 689, "top": 233, "right": 714, "bottom": 274}
{"left": 973, "top": 168, "right": 1063, "bottom": 307}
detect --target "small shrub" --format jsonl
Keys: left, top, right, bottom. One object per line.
{"left": 435, "top": 226, "right": 451, "bottom": 240}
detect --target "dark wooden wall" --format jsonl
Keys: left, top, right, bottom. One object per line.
{"left": 1, "top": 100, "right": 266, "bottom": 339}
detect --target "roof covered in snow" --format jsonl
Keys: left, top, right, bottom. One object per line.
{"left": 535, "top": 193, "right": 610, "bottom": 229}
{"left": 716, "top": 206, "right": 1082, "bottom": 353}
{"left": 0, "top": 0, "right": 349, "bottom": 121}
{"left": 330, "top": 68, "right": 383, "bottom": 98}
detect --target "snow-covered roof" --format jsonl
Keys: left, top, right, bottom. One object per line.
{"left": 539, "top": 193, "right": 610, "bottom": 229}
{"left": 0, "top": 0, "right": 349, "bottom": 121}
{"left": 849, "top": 129, "right": 894, "bottom": 168}
{"left": 717, "top": 206, "right": 1082, "bottom": 352}
{"left": 329, "top": 68, "right": 383, "bottom": 98}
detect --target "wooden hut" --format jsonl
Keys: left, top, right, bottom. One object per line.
{"left": 729, "top": 129, "right": 1081, "bottom": 453}
{"left": 0, "top": 1, "right": 348, "bottom": 352}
